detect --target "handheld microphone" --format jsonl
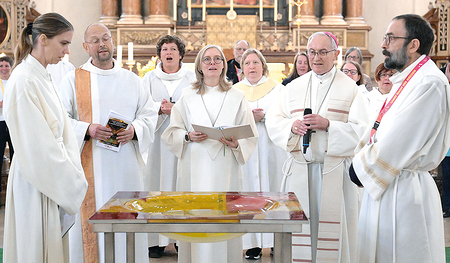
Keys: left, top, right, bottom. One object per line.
{"left": 303, "top": 108, "right": 312, "bottom": 153}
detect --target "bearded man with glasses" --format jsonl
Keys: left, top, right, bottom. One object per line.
{"left": 266, "top": 31, "right": 369, "bottom": 262}
{"left": 351, "top": 14, "right": 450, "bottom": 262}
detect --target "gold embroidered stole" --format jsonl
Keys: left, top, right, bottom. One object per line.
{"left": 234, "top": 78, "right": 278, "bottom": 102}
{"left": 75, "top": 68, "right": 99, "bottom": 263}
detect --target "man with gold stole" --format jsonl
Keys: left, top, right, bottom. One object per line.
{"left": 58, "top": 23, "right": 158, "bottom": 263}
{"left": 266, "top": 32, "right": 369, "bottom": 262}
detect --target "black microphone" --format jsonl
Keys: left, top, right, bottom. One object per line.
{"left": 303, "top": 108, "right": 312, "bottom": 153}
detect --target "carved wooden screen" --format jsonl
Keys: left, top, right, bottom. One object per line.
{"left": 206, "top": 15, "right": 257, "bottom": 49}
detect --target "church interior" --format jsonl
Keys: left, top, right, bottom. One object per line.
{"left": 0, "top": 0, "right": 449, "bottom": 262}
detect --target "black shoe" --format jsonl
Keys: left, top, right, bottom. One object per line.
{"left": 148, "top": 246, "right": 165, "bottom": 258}
{"left": 444, "top": 210, "right": 450, "bottom": 218}
{"left": 270, "top": 247, "right": 273, "bottom": 256}
{"left": 245, "top": 247, "right": 262, "bottom": 260}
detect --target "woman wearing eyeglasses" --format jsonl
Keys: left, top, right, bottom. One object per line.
{"left": 341, "top": 61, "right": 367, "bottom": 100}
{"left": 344, "top": 47, "right": 373, "bottom": 90}
{"left": 161, "top": 44, "right": 258, "bottom": 263}
{"left": 341, "top": 61, "right": 365, "bottom": 86}
{"left": 365, "top": 63, "right": 396, "bottom": 117}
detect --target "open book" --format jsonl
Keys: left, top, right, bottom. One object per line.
{"left": 191, "top": 124, "right": 255, "bottom": 141}
{"left": 96, "top": 110, "right": 133, "bottom": 152}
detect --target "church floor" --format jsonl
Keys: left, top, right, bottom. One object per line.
{"left": 0, "top": 207, "right": 449, "bottom": 262}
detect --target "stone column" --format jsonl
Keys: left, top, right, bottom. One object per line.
{"left": 345, "top": 0, "right": 366, "bottom": 25}
{"left": 118, "top": 0, "right": 143, "bottom": 24}
{"left": 145, "top": 0, "right": 172, "bottom": 24}
{"left": 299, "top": 0, "right": 318, "bottom": 25}
{"left": 321, "top": 0, "right": 346, "bottom": 25}
{"left": 99, "top": 0, "right": 119, "bottom": 25}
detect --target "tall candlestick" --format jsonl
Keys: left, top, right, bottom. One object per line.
{"left": 288, "top": 0, "right": 292, "bottom": 22}
{"left": 202, "top": 0, "right": 206, "bottom": 21}
{"left": 273, "top": 0, "right": 277, "bottom": 21}
{"left": 259, "top": 0, "right": 263, "bottom": 21}
{"left": 230, "top": 0, "right": 233, "bottom": 11}
{"left": 174, "top": 0, "right": 177, "bottom": 21}
{"left": 128, "top": 42, "right": 133, "bottom": 62}
{"left": 188, "top": 0, "right": 191, "bottom": 21}
{"left": 117, "top": 45, "right": 123, "bottom": 65}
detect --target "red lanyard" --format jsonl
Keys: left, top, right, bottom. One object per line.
{"left": 369, "top": 55, "right": 430, "bottom": 142}
{"left": 234, "top": 64, "right": 241, "bottom": 82}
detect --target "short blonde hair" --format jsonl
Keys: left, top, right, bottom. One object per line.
{"left": 239, "top": 48, "right": 269, "bottom": 80}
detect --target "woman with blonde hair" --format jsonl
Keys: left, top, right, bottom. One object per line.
{"left": 234, "top": 48, "right": 289, "bottom": 259}
{"left": 3, "top": 13, "right": 87, "bottom": 263}
{"left": 162, "top": 44, "right": 257, "bottom": 263}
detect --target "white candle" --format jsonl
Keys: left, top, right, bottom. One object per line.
{"left": 202, "top": 0, "right": 206, "bottom": 21}
{"left": 117, "top": 45, "right": 122, "bottom": 65}
{"left": 230, "top": 0, "right": 233, "bottom": 11}
{"left": 188, "top": 0, "right": 191, "bottom": 21}
{"left": 274, "top": 0, "right": 278, "bottom": 22}
{"left": 174, "top": 0, "right": 177, "bottom": 21}
{"left": 128, "top": 42, "right": 133, "bottom": 62}
{"left": 259, "top": 0, "right": 263, "bottom": 21}
{"left": 288, "top": 0, "right": 292, "bottom": 22}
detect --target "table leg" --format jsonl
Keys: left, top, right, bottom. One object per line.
{"left": 105, "top": 232, "right": 115, "bottom": 263}
{"left": 126, "top": 233, "right": 135, "bottom": 263}
{"left": 274, "top": 232, "right": 292, "bottom": 263}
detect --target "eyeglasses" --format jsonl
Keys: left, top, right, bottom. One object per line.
{"left": 202, "top": 56, "right": 223, "bottom": 65}
{"left": 342, "top": 69, "right": 358, "bottom": 75}
{"left": 383, "top": 34, "right": 408, "bottom": 45}
{"left": 379, "top": 73, "right": 394, "bottom": 78}
{"left": 346, "top": 55, "right": 359, "bottom": 60}
{"left": 86, "top": 35, "right": 112, "bottom": 46}
{"left": 306, "top": 49, "right": 335, "bottom": 58}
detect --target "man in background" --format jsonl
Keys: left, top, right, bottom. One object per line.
{"left": 226, "top": 40, "right": 250, "bottom": 84}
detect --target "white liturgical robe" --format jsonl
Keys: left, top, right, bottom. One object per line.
{"left": 59, "top": 58, "right": 158, "bottom": 263}
{"left": 266, "top": 67, "right": 369, "bottom": 262}
{"left": 161, "top": 85, "right": 258, "bottom": 263}
{"left": 353, "top": 55, "right": 450, "bottom": 263}
{"left": 141, "top": 62, "right": 195, "bottom": 247}
{"left": 234, "top": 76, "right": 289, "bottom": 249}
{"left": 3, "top": 55, "right": 88, "bottom": 263}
